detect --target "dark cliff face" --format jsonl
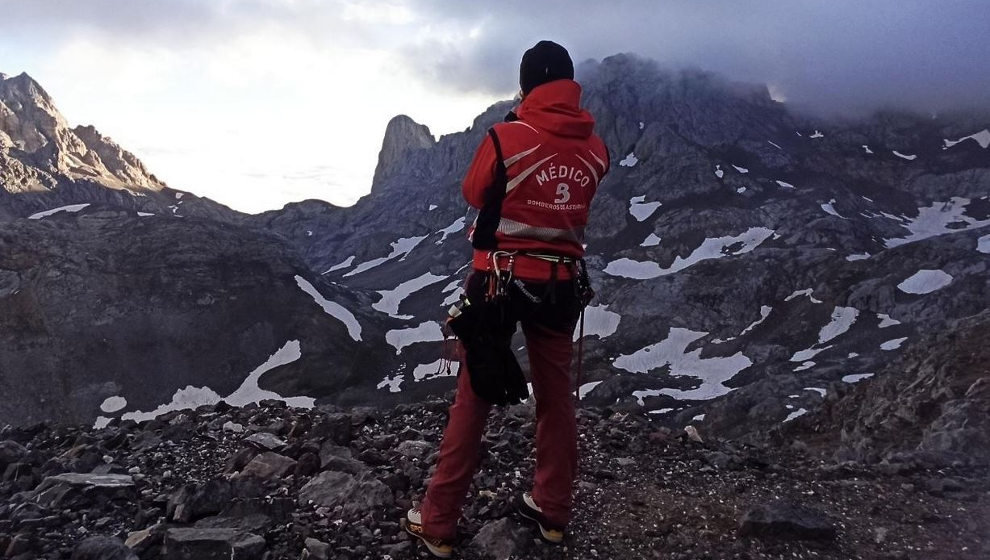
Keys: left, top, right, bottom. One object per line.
{"left": 371, "top": 115, "right": 436, "bottom": 192}
{"left": 0, "top": 211, "right": 390, "bottom": 426}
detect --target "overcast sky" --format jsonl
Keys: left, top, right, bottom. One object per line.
{"left": 1, "top": 1, "right": 987, "bottom": 213}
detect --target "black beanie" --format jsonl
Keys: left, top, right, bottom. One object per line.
{"left": 519, "top": 40, "right": 574, "bottom": 95}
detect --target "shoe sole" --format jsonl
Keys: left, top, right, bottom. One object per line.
{"left": 517, "top": 506, "right": 565, "bottom": 544}
{"left": 401, "top": 518, "right": 453, "bottom": 558}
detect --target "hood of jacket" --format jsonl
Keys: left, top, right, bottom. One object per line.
{"left": 516, "top": 79, "right": 596, "bottom": 139}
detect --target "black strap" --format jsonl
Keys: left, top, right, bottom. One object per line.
{"left": 472, "top": 128, "right": 507, "bottom": 250}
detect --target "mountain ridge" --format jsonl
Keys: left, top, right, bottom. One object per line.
{"left": 0, "top": 56, "right": 988, "bottom": 445}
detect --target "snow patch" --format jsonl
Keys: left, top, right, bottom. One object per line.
{"left": 28, "top": 203, "right": 90, "bottom": 219}
{"left": 373, "top": 272, "right": 448, "bottom": 317}
{"left": 574, "top": 305, "right": 621, "bottom": 341}
{"left": 225, "top": 340, "right": 313, "bottom": 408}
{"left": 791, "top": 348, "right": 826, "bottom": 362}
{"left": 977, "top": 234, "right": 990, "bottom": 254}
{"left": 785, "top": 288, "right": 822, "bottom": 304}
{"left": 442, "top": 287, "right": 464, "bottom": 307}
{"left": 100, "top": 350, "right": 276, "bottom": 422}
{"left": 783, "top": 408, "right": 808, "bottom": 422}
{"left": 805, "top": 387, "right": 826, "bottom": 397}
{"left": 121, "top": 386, "right": 222, "bottom": 423}
{"left": 943, "top": 129, "right": 990, "bottom": 149}
{"left": 436, "top": 217, "right": 466, "bottom": 244}
{"left": 775, "top": 180, "right": 795, "bottom": 189}
{"left": 862, "top": 145, "right": 873, "bottom": 154}
{"left": 344, "top": 235, "right": 427, "bottom": 277}
{"left": 100, "top": 396, "right": 127, "bottom": 414}
{"left": 137, "top": 212, "right": 155, "bottom": 217}
{"left": 615, "top": 328, "right": 752, "bottom": 400}
{"left": 892, "top": 150, "right": 917, "bottom": 161}
{"left": 877, "top": 313, "right": 901, "bottom": 328}
{"left": 640, "top": 233, "right": 662, "bottom": 247}
{"left": 714, "top": 165, "right": 724, "bottom": 179}
{"left": 603, "top": 227, "right": 774, "bottom": 279}
{"left": 295, "top": 276, "right": 362, "bottom": 341}
{"left": 377, "top": 374, "right": 404, "bottom": 393}
{"left": 579, "top": 381, "right": 603, "bottom": 400}
{"left": 386, "top": 321, "right": 444, "bottom": 354}
{"left": 881, "top": 337, "right": 909, "bottom": 351}
{"left": 739, "top": 306, "right": 772, "bottom": 336}
{"left": 846, "top": 253, "right": 870, "bottom": 261}
{"left": 842, "top": 373, "right": 874, "bottom": 384}
{"left": 809, "top": 130, "right": 824, "bottom": 139}
{"left": 638, "top": 121, "right": 645, "bottom": 130}
{"left": 819, "top": 307, "right": 859, "bottom": 344}
{"left": 885, "top": 198, "right": 990, "bottom": 248}
{"left": 619, "top": 152, "right": 639, "bottom": 167}
{"left": 732, "top": 164, "right": 749, "bottom": 174}
{"left": 897, "top": 269, "right": 953, "bottom": 294}
{"left": 821, "top": 199, "right": 845, "bottom": 219}
{"left": 412, "top": 360, "right": 458, "bottom": 382}
{"left": 324, "top": 256, "right": 355, "bottom": 274}
{"left": 793, "top": 361, "right": 816, "bottom": 372}
{"left": 768, "top": 141, "right": 782, "bottom": 150}
{"left": 428, "top": 204, "right": 438, "bottom": 211}
{"left": 629, "top": 196, "right": 661, "bottom": 221}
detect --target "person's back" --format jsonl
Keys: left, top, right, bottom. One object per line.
{"left": 402, "top": 40, "right": 609, "bottom": 559}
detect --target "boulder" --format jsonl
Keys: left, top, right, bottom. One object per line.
{"left": 167, "top": 479, "right": 233, "bottom": 523}
{"left": 470, "top": 518, "right": 530, "bottom": 559}
{"left": 737, "top": 501, "right": 837, "bottom": 541}
{"left": 71, "top": 536, "right": 138, "bottom": 560}
{"left": 234, "top": 452, "right": 296, "bottom": 480}
{"left": 164, "top": 528, "right": 265, "bottom": 560}
{"left": 32, "top": 473, "right": 135, "bottom": 508}
{"left": 297, "top": 471, "right": 393, "bottom": 516}
{"left": 243, "top": 432, "right": 286, "bottom": 452}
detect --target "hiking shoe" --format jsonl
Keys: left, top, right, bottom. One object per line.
{"left": 516, "top": 492, "right": 565, "bottom": 544}
{"left": 401, "top": 508, "right": 453, "bottom": 558}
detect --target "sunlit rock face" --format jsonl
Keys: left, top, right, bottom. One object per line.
{"left": 0, "top": 73, "right": 165, "bottom": 193}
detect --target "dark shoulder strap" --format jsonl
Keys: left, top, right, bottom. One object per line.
{"left": 472, "top": 127, "right": 507, "bottom": 250}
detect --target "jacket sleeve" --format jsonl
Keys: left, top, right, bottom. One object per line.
{"left": 461, "top": 134, "right": 497, "bottom": 209}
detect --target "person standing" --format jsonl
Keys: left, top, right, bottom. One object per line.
{"left": 403, "top": 40, "right": 609, "bottom": 558}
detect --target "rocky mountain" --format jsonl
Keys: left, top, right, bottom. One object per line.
{"left": 259, "top": 54, "right": 990, "bottom": 436}
{"left": 0, "top": 72, "right": 163, "bottom": 195}
{"left": 2, "top": 55, "right": 989, "bottom": 439}
{"left": 0, "top": 73, "right": 394, "bottom": 427}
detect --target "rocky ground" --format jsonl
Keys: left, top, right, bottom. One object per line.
{"left": 1, "top": 397, "right": 987, "bottom": 560}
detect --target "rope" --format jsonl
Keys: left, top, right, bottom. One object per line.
{"left": 575, "top": 307, "right": 585, "bottom": 406}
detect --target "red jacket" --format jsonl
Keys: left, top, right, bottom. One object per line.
{"left": 463, "top": 80, "right": 609, "bottom": 278}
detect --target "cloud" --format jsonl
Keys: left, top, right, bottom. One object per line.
{"left": 396, "top": 0, "right": 990, "bottom": 116}
{"left": 4, "top": 0, "right": 987, "bottom": 115}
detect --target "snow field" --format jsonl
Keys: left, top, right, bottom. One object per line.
{"left": 604, "top": 227, "right": 774, "bottom": 279}
{"left": 615, "top": 328, "right": 752, "bottom": 401}
{"left": 295, "top": 276, "right": 363, "bottom": 341}
{"left": 373, "top": 272, "right": 448, "bottom": 317}
{"left": 28, "top": 203, "right": 90, "bottom": 219}
{"left": 897, "top": 269, "right": 953, "bottom": 294}
{"left": 386, "top": 321, "right": 444, "bottom": 354}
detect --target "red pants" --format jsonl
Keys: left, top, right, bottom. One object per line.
{"left": 420, "top": 321, "right": 578, "bottom": 539}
